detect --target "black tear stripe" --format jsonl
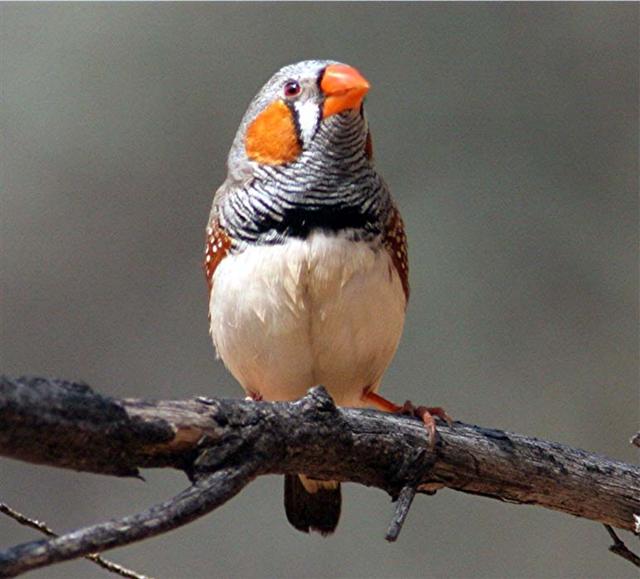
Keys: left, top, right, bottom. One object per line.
{"left": 284, "top": 100, "right": 304, "bottom": 151}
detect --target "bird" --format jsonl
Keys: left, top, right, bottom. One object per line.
{"left": 204, "top": 60, "right": 448, "bottom": 536}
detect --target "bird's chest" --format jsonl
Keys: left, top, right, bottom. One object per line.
{"left": 209, "top": 232, "right": 406, "bottom": 403}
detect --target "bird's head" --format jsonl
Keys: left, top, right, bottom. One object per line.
{"left": 226, "top": 60, "right": 371, "bottom": 181}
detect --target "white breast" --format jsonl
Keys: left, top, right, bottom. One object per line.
{"left": 209, "top": 232, "right": 406, "bottom": 407}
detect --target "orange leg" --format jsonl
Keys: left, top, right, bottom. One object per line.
{"left": 363, "top": 390, "right": 452, "bottom": 447}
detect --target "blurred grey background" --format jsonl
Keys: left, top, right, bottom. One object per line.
{"left": 1, "top": 3, "right": 638, "bottom": 578}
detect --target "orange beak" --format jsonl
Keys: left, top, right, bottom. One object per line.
{"left": 320, "top": 64, "right": 370, "bottom": 119}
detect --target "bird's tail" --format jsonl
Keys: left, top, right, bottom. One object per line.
{"left": 284, "top": 474, "right": 341, "bottom": 536}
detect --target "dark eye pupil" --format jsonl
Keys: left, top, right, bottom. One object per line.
{"left": 284, "top": 81, "right": 301, "bottom": 97}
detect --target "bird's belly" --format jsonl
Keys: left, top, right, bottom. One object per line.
{"left": 209, "top": 232, "right": 406, "bottom": 406}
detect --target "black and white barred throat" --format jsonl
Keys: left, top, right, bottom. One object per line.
{"left": 222, "top": 110, "right": 393, "bottom": 247}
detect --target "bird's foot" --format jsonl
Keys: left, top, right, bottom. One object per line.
{"left": 397, "top": 401, "right": 452, "bottom": 447}
{"left": 363, "top": 391, "right": 452, "bottom": 448}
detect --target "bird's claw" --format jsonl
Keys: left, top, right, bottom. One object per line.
{"left": 398, "top": 401, "right": 453, "bottom": 448}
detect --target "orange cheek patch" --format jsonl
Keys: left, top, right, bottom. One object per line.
{"left": 245, "top": 100, "right": 301, "bottom": 165}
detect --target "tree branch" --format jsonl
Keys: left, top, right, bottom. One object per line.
{"left": 1, "top": 375, "right": 639, "bottom": 576}
{"left": 0, "top": 467, "right": 257, "bottom": 577}
{"left": 0, "top": 503, "right": 151, "bottom": 579}
{"left": 604, "top": 525, "right": 640, "bottom": 568}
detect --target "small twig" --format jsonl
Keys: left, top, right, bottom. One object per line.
{"left": 604, "top": 525, "right": 640, "bottom": 568}
{"left": 385, "top": 486, "right": 417, "bottom": 542}
{"left": 0, "top": 503, "right": 151, "bottom": 579}
{"left": 0, "top": 464, "right": 258, "bottom": 578}
{"left": 0, "top": 503, "right": 55, "bottom": 537}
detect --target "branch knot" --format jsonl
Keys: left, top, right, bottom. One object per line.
{"left": 297, "top": 385, "right": 338, "bottom": 416}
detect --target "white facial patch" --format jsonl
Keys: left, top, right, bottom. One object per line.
{"left": 293, "top": 99, "right": 321, "bottom": 147}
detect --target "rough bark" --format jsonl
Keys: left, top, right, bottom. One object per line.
{"left": 0, "top": 375, "right": 638, "bottom": 576}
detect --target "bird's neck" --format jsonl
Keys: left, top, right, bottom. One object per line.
{"left": 223, "top": 113, "right": 391, "bottom": 247}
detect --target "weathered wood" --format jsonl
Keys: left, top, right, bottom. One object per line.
{"left": 0, "top": 503, "right": 150, "bottom": 579}
{"left": 0, "top": 468, "right": 257, "bottom": 578}
{"left": 1, "top": 375, "right": 638, "bottom": 576}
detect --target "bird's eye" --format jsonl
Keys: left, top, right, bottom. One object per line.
{"left": 283, "top": 80, "right": 302, "bottom": 98}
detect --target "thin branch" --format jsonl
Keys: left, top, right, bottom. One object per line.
{"left": 604, "top": 525, "right": 640, "bottom": 568}
{"left": 385, "top": 486, "right": 417, "bottom": 542}
{"left": 1, "top": 375, "right": 639, "bottom": 576}
{"left": 0, "top": 465, "right": 258, "bottom": 577}
{"left": 0, "top": 503, "right": 150, "bottom": 579}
